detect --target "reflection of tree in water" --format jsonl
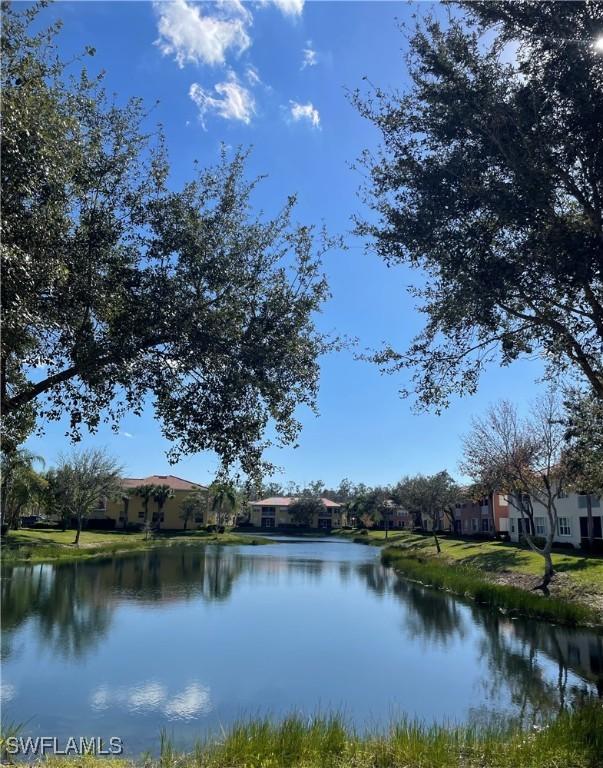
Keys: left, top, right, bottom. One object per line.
{"left": 355, "top": 562, "right": 397, "bottom": 597}
{"left": 395, "top": 579, "right": 466, "bottom": 645}
{"left": 1, "top": 562, "right": 112, "bottom": 659}
{"left": 471, "top": 609, "right": 603, "bottom": 723}
{"left": 0, "top": 546, "right": 246, "bottom": 660}
{"left": 356, "top": 561, "right": 466, "bottom": 644}
{"left": 368, "top": 561, "right": 603, "bottom": 722}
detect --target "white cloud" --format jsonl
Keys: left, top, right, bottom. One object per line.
{"left": 120, "top": 431, "right": 133, "bottom": 439}
{"left": 154, "top": 0, "right": 251, "bottom": 67}
{"left": 0, "top": 683, "right": 16, "bottom": 704}
{"left": 245, "top": 65, "right": 262, "bottom": 86}
{"left": 260, "top": 0, "right": 304, "bottom": 18}
{"left": 90, "top": 681, "right": 211, "bottom": 720}
{"left": 301, "top": 41, "right": 317, "bottom": 69}
{"left": 190, "top": 72, "right": 255, "bottom": 126}
{"left": 289, "top": 100, "right": 320, "bottom": 128}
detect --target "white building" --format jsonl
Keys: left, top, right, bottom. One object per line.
{"left": 508, "top": 492, "right": 602, "bottom": 549}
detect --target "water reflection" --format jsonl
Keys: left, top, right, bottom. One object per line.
{"left": 357, "top": 560, "right": 603, "bottom": 720}
{"left": 1, "top": 542, "right": 602, "bottom": 741}
{"left": 91, "top": 681, "right": 212, "bottom": 720}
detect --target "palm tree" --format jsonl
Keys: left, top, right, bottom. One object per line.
{"left": 1, "top": 449, "right": 46, "bottom": 530}
{"left": 134, "top": 484, "right": 156, "bottom": 537}
{"left": 120, "top": 490, "right": 131, "bottom": 530}
{"left": 210, "top": 482, "right": 237, "bottom": 530}
{"left": 152, "top": 484, "right": 173, "bottom": 531}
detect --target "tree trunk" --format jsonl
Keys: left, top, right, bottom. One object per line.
{"left": 432, "top": 515, "right": 441, "bottom": 553}
{"left": 534, "top": 548, "right": 554, "bottom": 595}
{"left": 586, "top": 494, "right": 594, "bottom": 549}
{"left": 183, "top": 517, "right": 188, "bottom": 531}
{"left": 73, "top": 515, "right": 82, "bottom": 546}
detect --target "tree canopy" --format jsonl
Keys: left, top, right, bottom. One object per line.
{"left": 353, "top": 0, "right": 603, "bottom": 409}
{"left": 1, "top": 4, "right": 333, "bottom": 476}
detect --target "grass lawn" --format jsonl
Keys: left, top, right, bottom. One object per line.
{"left": 1, "top": 527, "right": 272, "bottom": 565}
{"left": 15, "top": 704, "right": 603, "bottom": 768}
{"left": 342, "top": 529, "right": 603, "bottom": 594}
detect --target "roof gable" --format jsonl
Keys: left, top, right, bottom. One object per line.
{"left": 250, "top": 496, "right": 342, "bottom": 508}
{"left": 121, "top": 475, "right": 207, "bottom": 492}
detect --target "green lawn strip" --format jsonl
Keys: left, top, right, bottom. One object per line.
{"left": 339, "top": 529, "right": 603, "bottom": 593}
{"left": 30, "top": 704, "right": 603, "bottom": 768}
{"left": 1, "top": 528, "right": 272, "bottom": 565}
{"left": 381, "top": 546, "right": 599, "bottom": 627}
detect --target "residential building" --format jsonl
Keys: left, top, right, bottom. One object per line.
{"left": 104, "top": 475, "right": 209, "bottom": 530}
{"left": 507, "top": 492, "right": 602, "bottom": 550}
{"left": 249, "top": 497, "right": 344, "bottom": 529}
{"left": 452, "top": 492, "right": 509, "bottom": 537}
{"left": 379, "top": 500, "right": 415, "bottom": 530}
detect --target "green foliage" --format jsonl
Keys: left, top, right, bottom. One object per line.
{"left": 29, "top": 704, "right": 603, "bottom": 767}
{"left": 152, "top": 484, "right": 173, "bottom": 525}
{"left": 210, "top": 481, "right": 238, "bottom": 527}
{"left": 179, "top": 491, "right": 206, "bottom": 530}
{"left": 0, "top": 449, "right": 46, "bottom": 529}
{"left": 563, "top": 388, "right": 603, "bottom": 495}
{"left": 1, "top": 4, "right": 334, "bottom": 477}
{"left": 353, "top": 1, "right": 603, "bottom": 408}
{"left": 54, "top": 448, "right": 122, "bottom": 542}
{"left": 288, "top": 496, "right": 325, "bottom": 526}
{"left": 395, "top": 472, "right": 458, "bottom": 531}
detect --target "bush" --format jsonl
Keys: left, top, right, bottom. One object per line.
{"left": 217, "top": 525, "right": 225, "bottom": 534}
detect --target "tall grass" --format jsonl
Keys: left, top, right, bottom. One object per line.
{"left": 381, "top": 547, "right": 598, "bottom": 626}
{"left": 39, "top": 704, "right": 603, "bottom": 767}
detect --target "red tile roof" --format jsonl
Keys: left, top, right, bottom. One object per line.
{"left": 250, "top": 496, "right": 342, "bottom": 508}
{"left": 121, "top": 475, "right": 207, "bottom": 492}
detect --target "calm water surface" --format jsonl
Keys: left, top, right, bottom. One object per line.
{"left": 1, "top": 538, "right": 602, "bottom": 754}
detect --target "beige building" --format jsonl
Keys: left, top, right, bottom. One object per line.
{"left": 249, "top": 497, "right": 345, "bottom": 530}
{"left": 103, "top": 475, "right": 209, "bottom": 530}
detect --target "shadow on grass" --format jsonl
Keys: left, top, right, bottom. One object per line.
{"left": 455, "top": 548, "right": 527, "bottom": 572}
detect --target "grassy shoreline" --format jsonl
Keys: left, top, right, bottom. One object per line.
{"left": 1, "top": 528, "right": 272, "bottom": 566}
{"left": 336, "top": 528, "right": 603, "bottom": 626}
{"left": 381, "top": 546, "right": 599, "bottom": 627}
{"left": 10, "top": 705, "right": 603, "bottom": 768}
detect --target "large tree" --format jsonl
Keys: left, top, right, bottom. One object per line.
{"left": 396, "top": 472, "right": 459, "bottom": 552}
{"left": 462, "top": 396, "right": 567, "bottom": 593}
{"left": 288, "top": 496, "right": 325, "bottom": 527}
{"left": 54, "top": 448, "right": 122, "bottom": 545}
{"left": 353, "top": 1, "right": 603, "bottom": 409}
{"left": 1, "top": 4, "right": 333, "bottom": 477}
{"left": 562, "top": 389, "right": 603, "bottom": 547}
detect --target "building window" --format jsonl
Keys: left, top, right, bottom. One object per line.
{"left": 578, "top": 494, "right": 601, "bottom": 509}
{"left": 194, "top": 514, "right": 204, "bottom": 523}
{"left": 497, "top": 494, "right": 508, "bottom": 506}
{"left": 481, "top": 518, "right": 490, "bottom": 532}
{"left": 471, "top": 518, "right": 478, "bottom": 532}
{"left": 558, "top": 517, "right": 571, "bottom": 536}
{"left": 535, "top": 517, "right": 546, "bottom": 535}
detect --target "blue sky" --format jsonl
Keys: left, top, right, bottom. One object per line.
{"left": 26, "top": 1, "right": 547, "bottom": 487}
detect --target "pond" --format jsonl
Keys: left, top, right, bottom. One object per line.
{"left": 1, "top": 538, "right": 602, "bottom": 755}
